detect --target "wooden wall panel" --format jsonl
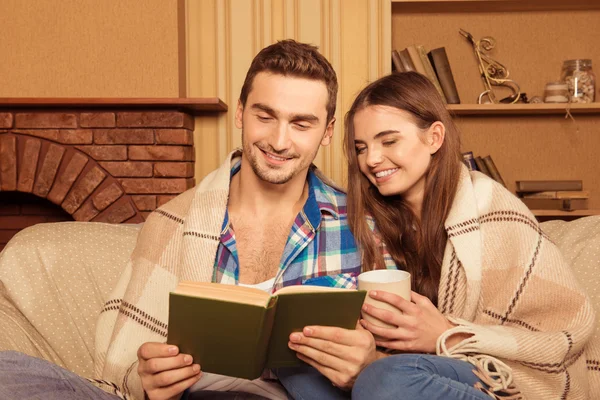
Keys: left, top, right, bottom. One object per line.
{"left": 187, "top": 0, "right": 390, "bottom": 184}
{"left": 0, "top": 0, "right": 181, "bottom": 97}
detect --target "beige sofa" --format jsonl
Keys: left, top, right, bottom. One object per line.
{"left": 0, "top": 217, "right": 599, "bottom": 383}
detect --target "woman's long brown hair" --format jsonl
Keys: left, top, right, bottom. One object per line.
{"left": 345, "top": 72, "right": 462, "bottom": 305}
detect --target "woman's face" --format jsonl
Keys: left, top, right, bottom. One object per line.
{"left": 353, "top": 105, "right": 441, "bottom": 208}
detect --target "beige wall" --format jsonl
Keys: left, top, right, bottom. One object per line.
{"left": 187, "top": 0, "right": 391, "bottom": 184}
{"left": 0, "top": 0, "right": 183, "bottom": 97}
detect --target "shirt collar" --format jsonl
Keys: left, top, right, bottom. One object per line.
{"left": 221, "top": 160, "right": 340, "bottom": 233}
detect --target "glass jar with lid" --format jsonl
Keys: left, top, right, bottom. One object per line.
{"left": 560, "top": 59, "right": 596, "bottom": 103}
{"left": 544, "top": 82, "right": 569, "bottom": 103}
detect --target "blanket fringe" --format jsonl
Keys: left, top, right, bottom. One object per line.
{"left": 437, "top": 325, "right": 523, "bottom": 399}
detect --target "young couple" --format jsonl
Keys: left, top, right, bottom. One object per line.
{"left": 0, "top": 40, "right": 595, "bottom": 400}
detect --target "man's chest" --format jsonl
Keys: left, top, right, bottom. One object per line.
{"left": 233, "top": 219, "right": 293, "bottom": 284}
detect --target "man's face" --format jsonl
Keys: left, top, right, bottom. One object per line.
{"left": 236, "top": 72, "right": 334, "bottom": 185}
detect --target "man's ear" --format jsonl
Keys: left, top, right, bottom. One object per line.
{"left": 427, "top": 121, "right": 445, "bottom": 154}
{"left": 320, "top": 117, "right": 336, "bottom": 146}
{"left": 235, "top": 100, "right": 244, "bottom": 129}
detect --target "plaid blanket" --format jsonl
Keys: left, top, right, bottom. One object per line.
{"left": 436, "top": 167, "right": 598, "bottom": 399}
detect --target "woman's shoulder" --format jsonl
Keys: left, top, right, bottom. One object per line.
{"left": 469, "top": 171, "right": 536, "bottom": 222}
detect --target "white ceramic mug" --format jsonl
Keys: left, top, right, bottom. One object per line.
{"left": 357, "top": 269, "right": 411, "bottom": 328}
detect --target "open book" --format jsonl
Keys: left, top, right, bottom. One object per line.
{"left": 167, "top": 282, "right": 366, "bottom": 380}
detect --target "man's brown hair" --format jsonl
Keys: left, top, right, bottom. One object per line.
{"left": 239, "top": 39, "right": 338, "bottom": 123}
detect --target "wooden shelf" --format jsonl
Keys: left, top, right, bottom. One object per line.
{"left": 447, "top": 103, "right": 600, "bottom": 116}
{"left": 0, "top": 98, "right": 228, "bottom": 116}
{"left": 531, "top": 209, "right": 600, "bottom": 217}
{"left": 392, "top": 0, "right": 600, "bottom": 12}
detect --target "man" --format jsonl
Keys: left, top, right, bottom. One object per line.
{"left": 0, "top": 40, "right": 391, "bottom": 400}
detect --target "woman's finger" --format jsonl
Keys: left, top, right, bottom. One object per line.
{"left": 361, "top": 304, "right": 404, "bottom": 328}
{"left": 289, "top": 332, "right": 348, "bottom": 359}
{"left": 369, "top": 291, "right": 417, "bottom": 314}
{"left": 360, "top": 319, "right": 406, "bottom": 340}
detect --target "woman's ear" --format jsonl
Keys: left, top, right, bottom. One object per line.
{"left": 427, "top": 121, "right": 445, "bottom": 154}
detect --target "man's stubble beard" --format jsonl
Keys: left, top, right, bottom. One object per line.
{"left": 242, "top": 130, "right": 320, "bottom": 185}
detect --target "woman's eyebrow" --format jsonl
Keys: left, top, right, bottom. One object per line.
{"left": 374, "top": 130, "right": 399, "bottom": 139}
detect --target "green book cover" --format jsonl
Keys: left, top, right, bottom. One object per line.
{"left": 166, "top": 283, "right": 366, "bottom": 380}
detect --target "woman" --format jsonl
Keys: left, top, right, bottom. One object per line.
{"left": 277, "top": 72, "right": 596, "bottom": 399}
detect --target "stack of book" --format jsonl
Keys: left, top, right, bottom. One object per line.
{"left": 392, "top": 45, "right": 460, "bottom": 104}
{"left": 462, "top": 151, "right": 506, "bottom": 187}
{"left": 516, "top": 180, "right": 588, "bottom": 211}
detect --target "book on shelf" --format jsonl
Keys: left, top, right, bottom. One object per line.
{"left": 392, "top": 49, "right": 404, "bottom": 72}
{"left": 521, "top": 198, "right": 588, "bottom": 211}
{"left": 482, "top": 155, "right": 506, "bottom": 187}
{"left": 473, "top": 156, "right": 492, "bottom": 178}
{"left": 398, "top": 48, "right": 416, "bottom": 72}
{"left": 520, "top": 190, "right": 590, "bottom": 200}
{"left": 462, "top": 151, "right": 477, "bottom": 171}
{"left": 404, "top": 45, "right": 446, "bottom": 103}
{"left": 167, "top": 282, "right": 366, "bottom": 380}
{"left": 427, "top": 47, "right": 461, "bottom": 104}
{"left": 416, "top": 45, "right": 447, "bottom": 104}
{"left": 516, "top": 180, "right": 583, "bottom": 193}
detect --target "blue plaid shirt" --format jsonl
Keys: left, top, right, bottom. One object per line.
{"left": 212, "top": 161, "right": 394, "bottom": 292}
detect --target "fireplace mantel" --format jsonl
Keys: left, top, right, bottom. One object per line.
{"left": 0, "top": 97, "right": 227, "bottom": 115}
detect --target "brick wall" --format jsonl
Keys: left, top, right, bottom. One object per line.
{"left": 0, "top": 191, "right": 73, "bottom": 252}
{"left": 0, "top": 110, "right": 196, "bottom": 248}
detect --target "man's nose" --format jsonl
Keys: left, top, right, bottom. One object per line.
{"left": 271, "top": 122, "right": 292, "bottom": 151}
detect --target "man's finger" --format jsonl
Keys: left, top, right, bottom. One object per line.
{"left": 138, "top": 342, "right": 179, "bottom": 361}
{"left": 150, "top": 364, "right": 201, "bottom": 390}
{"left": 147, "top": 371, "right": 202, "bottom": 399}
{"left": 141, "top": 353, "right": 195, "bottom": 375}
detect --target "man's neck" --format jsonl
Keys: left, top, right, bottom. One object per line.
{"left": 228, "top": 160, "right": 309, "bottom": 218}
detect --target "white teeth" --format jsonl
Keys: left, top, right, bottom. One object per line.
{"left": 375, "top": 168, "right": 398, "bottom": 178}
{"left": 265, "top": 152, "right": 287, "bottom": 161}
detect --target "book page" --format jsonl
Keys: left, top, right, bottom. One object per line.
{"left": 274, "top": 284, "right": 355, "bottom": 296}
{"left": 174, "top": 281, "right": 270, "bottom": 307}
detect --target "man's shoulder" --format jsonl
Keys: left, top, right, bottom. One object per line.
{"left": 310, "top": 168, "right": 348, "bottom": 217}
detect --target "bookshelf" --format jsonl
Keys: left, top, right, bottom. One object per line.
{"left": 532, "top": 209, "right": 600, "bottom": 217}
{"left": 448, "top": 103, "right": 600, "bottom": 116}
{"left": 391, "top": 0, "right": 600, "bottom": 13}
{"left": 390, "top": 0, "right": 600, "bottom": 216}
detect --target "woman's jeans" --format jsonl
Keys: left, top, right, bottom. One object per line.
{"left": 277, "top": 354, "right": 491, "bottom": 400}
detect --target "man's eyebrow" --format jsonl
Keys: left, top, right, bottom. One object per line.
{"left": 354, "top": 130, "right": 399, "bottom": 144}
{"left": 289, "top": 113, "right": 319, "bottom": 124}
{"left": 250, "top": 103, "right": 320, "bottom": 124}
{"left": 250, "top": 103, "right": 277, "bottom": 116}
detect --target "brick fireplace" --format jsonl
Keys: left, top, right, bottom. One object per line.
{"left": 0, "top": 98, "right": 226, "bottom": 251}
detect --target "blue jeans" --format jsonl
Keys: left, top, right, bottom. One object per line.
{"left": 0, "top": 351, "right": 121, "bottom": 400}
{"left": 277, "top": 354, "right": 491, "bottom": 400}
